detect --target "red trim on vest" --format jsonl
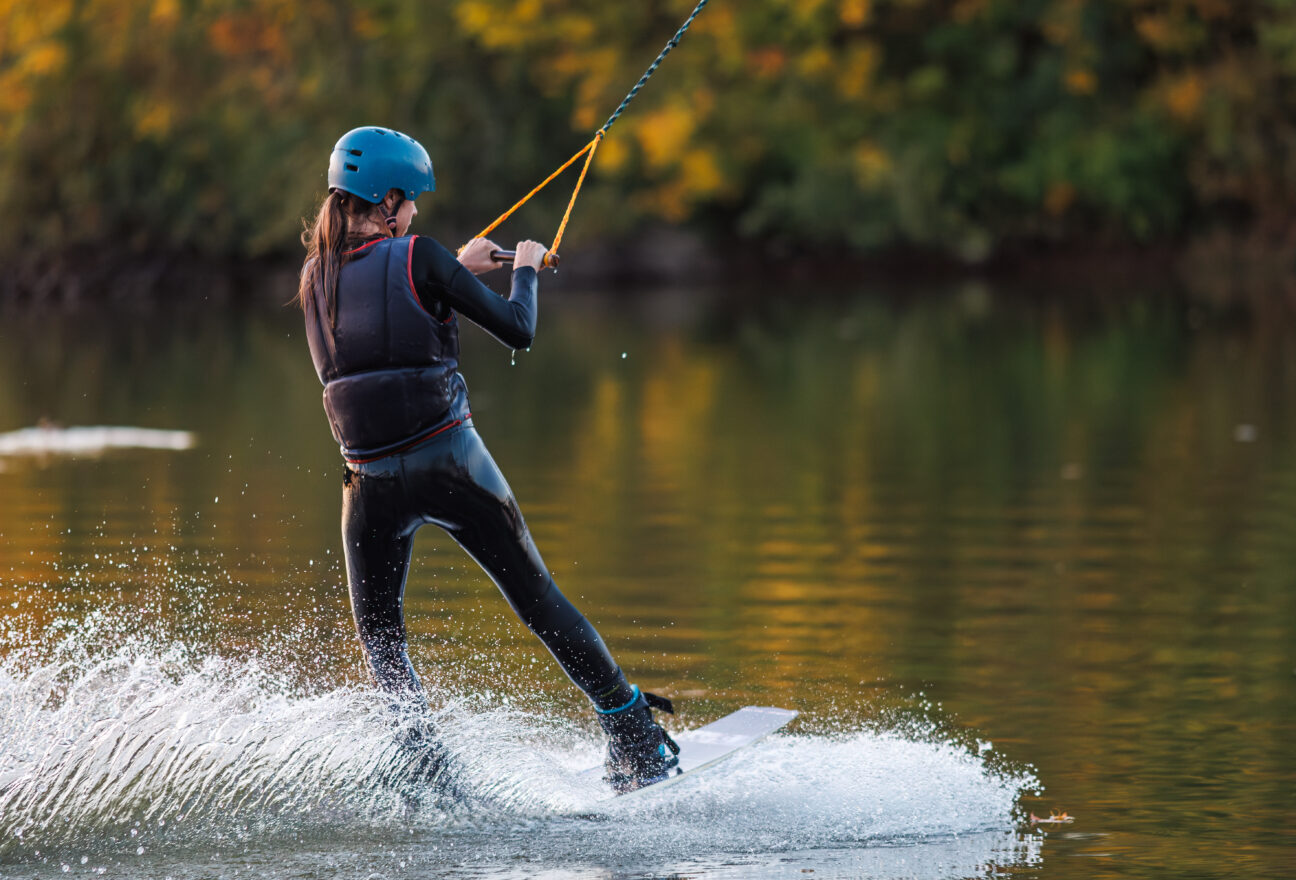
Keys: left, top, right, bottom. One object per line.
{"left": 343, "top": 238, "right": 384, "bottom": 256}
{"left": 343, "top": 414, "right": 472, "bottom": 464}
{"left": 405, "top": 235, "right": 430, "bottom": 315}
{"left": 406, "top": 235, "right": 455, "bottom": 324}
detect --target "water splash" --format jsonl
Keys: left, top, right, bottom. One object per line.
{"left": 0, "top": 628, "right": 447, "bottom": 858}
{"left": 0, "top": 611, "right": 1041, "bottom": 877}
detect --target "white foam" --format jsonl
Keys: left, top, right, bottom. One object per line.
{"left": 0, "top": 425, "right": 195, "bottom": 457}
{"left": 0, "top": 615, "right": 1040, "bottom": 876}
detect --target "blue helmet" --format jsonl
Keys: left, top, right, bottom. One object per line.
{"left": 327, "top": 126, "right": 436, "bottom": 203}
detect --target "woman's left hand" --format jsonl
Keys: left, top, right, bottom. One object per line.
{"left": 458, "top": 237, "right": 502, "bottom": 275}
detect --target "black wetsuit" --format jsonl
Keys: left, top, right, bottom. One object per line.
{"left": 304, "top": 234, "right": 635, "bottom": 711}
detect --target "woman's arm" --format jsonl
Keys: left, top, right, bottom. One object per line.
{"left": 411, "top": 236, "right": 536, "bottom": 349}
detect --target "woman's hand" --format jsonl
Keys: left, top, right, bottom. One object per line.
{"left": 458, "top": 237, "right": 502, "bottom": 275}
{"left": 514, "top": 240, "right": 546, "bottom": 272}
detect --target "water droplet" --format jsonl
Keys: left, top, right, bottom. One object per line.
{"left": 510, "top": 349, "right": 517, "bottom": 366}
{"left": 621, "top": 352, "right": 628, "bottom": 359}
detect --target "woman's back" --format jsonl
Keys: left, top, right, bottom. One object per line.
{"left": 304, "top": 236, "right": 465, "bottom": 461}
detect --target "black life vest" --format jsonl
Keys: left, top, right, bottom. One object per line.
{"left": 304, "top": 236, "right": 467, "bottom": 460}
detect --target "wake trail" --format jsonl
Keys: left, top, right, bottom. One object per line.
{"left": 0, "top": 612, "right": 1039, "bottom": 871}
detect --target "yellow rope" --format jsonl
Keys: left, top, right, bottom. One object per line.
{"left": 470, "top": 133, "right": 601, "bottom": 244}
{"left": 550, "top": 129, "right": 603, "bottom": 254}
{"left": 466, "top": 1, "right": 710, "bottom": 264}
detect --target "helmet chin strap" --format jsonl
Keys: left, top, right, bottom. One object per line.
{"left": 383, "top": 195, "right": 401, "bottom": 235}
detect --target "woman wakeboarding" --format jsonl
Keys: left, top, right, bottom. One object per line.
{"left": 296, "top": 126, "right": 678, "bottom": 793}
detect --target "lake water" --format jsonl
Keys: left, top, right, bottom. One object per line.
{"left": 0, "top": 275, "right": 1292, "bottom": 879}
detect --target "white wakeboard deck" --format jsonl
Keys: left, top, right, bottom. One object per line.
{"left": 582, "top": 706, "right": 797, "bottom": 798}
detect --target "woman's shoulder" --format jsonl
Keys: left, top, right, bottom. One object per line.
{"left": 407, "top": 234, "right": 454, "bottom": 257}
{"left": 344, "top": 235, "right": 451, "bottom": 265}
{"left": 409, "top": 234, "right": 461, "bottom": 272}
{"left": 408, "top": 235, "right": 462, "bottom": 280}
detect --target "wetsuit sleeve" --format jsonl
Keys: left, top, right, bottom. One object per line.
{"left": 410, "top": 236, "right": 537, "bottom": 349}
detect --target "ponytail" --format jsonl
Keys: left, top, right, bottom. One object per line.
{"left": 297, "top": 189, "right": 403, "bottom": 324}
{"left": 297, "top": 191, "right": 351, "bottom": 325}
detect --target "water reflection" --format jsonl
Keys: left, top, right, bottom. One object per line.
{"left": 0, "top": 280, "right": 1293, "bottom": 879}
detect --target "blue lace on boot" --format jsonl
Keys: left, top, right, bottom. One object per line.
{"left": 595, "top": 685, "right": 681, "bottom": 793}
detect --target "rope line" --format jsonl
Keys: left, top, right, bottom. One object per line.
{"left": 470, "top": 0, "right": 710, "bottom": 258}
{"left": 603, "top": 0, "right": 710, "bottom": 134}
{"left": 550, "top": 129, "right": 603, "bottom": 253}
{"left": 472, "top": 134, "right": 600, "bottom": 242}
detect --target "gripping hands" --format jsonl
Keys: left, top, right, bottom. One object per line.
{"left": 457, "top": 237, "right": 558, "bottom": 274}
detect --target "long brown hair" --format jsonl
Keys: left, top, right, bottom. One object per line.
{"left": 297, "top": 190, "right": 398, "bottom": 325}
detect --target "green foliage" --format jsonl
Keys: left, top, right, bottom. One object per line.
{"left": 1, "top": 0, "right": 1293, "bottom": 265}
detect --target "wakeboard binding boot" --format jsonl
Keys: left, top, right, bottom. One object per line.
{"left": 388, "top": 705, "right": 463, "bottom": 806}
{"left": 596, "top": 685, "right": 681, "bottom": 793}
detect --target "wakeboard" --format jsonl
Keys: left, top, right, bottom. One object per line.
{"left": 582, "top": 705, "right": 797, "bottom": 797}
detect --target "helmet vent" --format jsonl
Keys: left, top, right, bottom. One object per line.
{"left": 328, "top": 126, "right": 435, "bottom": 198}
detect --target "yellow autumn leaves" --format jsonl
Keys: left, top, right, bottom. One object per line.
{"left": 0, "top": 0, "right": 1291, "bottom": 264}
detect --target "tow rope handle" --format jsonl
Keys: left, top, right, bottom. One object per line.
{"left": 488, "top": 248, "right": 560, "bottom": 269}
{"left": 477, "top": 128, "right": 603, "bottom": 270}
{"left": 462, "top": 0, "right": 708, "bottom": 270}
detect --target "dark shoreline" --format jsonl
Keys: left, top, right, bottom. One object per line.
{"left": 4, "top": 226, "right": 1293, "bottom": 311}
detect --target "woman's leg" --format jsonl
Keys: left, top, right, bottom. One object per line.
{"left": 412, "top": 426, "right": 635, "bottom": 710}
{"left": 341, "top": 466, "right": 423, "bottom": 697}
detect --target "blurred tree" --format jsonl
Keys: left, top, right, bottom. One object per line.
{"left": 0, "top": 0, "right": 1293, "bottom": 273}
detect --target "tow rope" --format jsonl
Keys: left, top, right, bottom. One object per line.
{"left": 473, "top": 0, "right": 711, "bottom": 269}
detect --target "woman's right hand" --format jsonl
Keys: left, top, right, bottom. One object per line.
{"left": 514, "top": 240, "right": 546, "bottom": 272}
{"left": 457, "top": 237, "right": 503, "bottom": 275}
